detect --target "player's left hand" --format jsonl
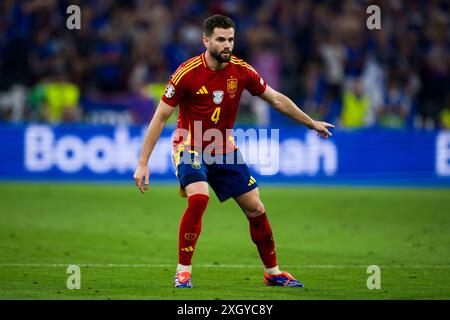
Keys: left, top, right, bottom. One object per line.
{"left": 312, "top": 120, "right": 335, "bottom": 139}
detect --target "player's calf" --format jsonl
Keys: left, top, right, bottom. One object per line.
{"left": 178, "top": 193, "right": 209, "bottom": 266}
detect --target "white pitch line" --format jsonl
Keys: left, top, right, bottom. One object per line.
{"left": 0, "top": 263, "right": 450, "bottom": 269}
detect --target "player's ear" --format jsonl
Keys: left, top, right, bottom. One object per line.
{"left": 202, "top": 34, "right": 209, "bottom": 48}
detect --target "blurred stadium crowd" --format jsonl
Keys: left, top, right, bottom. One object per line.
{"left": 0, "top": 0, "right": 449, "bottom": 129}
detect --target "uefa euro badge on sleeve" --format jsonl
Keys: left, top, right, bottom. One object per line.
{"left": 213, "top": 90, "right": 224, "bottom": 104}
{"left": 165, "top": 84, "right": 175, "bottom": 98}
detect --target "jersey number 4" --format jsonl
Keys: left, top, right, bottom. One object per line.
{"left": 211, "top": 107, "right": 221, "bottom": 124}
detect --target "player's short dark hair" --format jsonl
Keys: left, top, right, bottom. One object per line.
{"left": 203, "top": 15, "right": 235, "bottom": 36}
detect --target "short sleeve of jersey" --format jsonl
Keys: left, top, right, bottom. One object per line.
{"left": 245, "top": 66, "right": 267, "bottom": 96}
{"left": 161, "top": 70, "right": 187, "bottom": 107}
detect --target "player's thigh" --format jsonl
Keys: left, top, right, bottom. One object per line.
{"left": 208, "top": 149, "right": 258, "bottom": 202}
{"left": 233, "top": 187, "right": 265, "bottom": 218}
{"left": 185, "top": 181, "right": 209, "bottom": 197}
{"left": 175, "top": 150, "right": 209, "bottom": 197}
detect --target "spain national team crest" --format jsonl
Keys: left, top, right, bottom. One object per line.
{"left": 212, "top": 90, "right": 224, "bottom": 104}
{"left": 227, "top": 77, "right": 238, "bottom": 98}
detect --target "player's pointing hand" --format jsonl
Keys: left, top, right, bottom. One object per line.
{"left": 133, "top": 163, "right": 150, "bottom": 194}
{"left": 312, "top": 120, "right": 335, "bottom": 139}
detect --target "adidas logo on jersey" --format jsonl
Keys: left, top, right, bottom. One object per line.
{"left": 248, "top": 176, "right": 256, "bottom": 186}
{"left": 196, "top": 86, "right": 209, "bottom": 94}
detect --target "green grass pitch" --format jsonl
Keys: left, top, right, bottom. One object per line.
{"left": 0, "top": 182, "right": 449, "bottom": 299}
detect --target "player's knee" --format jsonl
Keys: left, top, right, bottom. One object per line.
{"left": 185, "top": 181, "right": 209, "bottom": 198}
{"left": 244, "top": 199, "right": 265, "bottom": 218}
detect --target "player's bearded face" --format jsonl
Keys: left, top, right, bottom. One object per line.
{"left": 211, "top": 47, "right": 232, "bottom": 63}
{"left": 208, "top": 28, "right": 234, "bottom": 63}
{"left": 211, "top": 49, "right": 231, "bottom": 63}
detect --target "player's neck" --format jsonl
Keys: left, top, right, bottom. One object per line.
{"left": 204, "top": 51, "right": 228, "bottom": 71}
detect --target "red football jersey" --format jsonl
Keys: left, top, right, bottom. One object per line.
{"left": 162, "top": 53, "right": 267, "bottom": 154}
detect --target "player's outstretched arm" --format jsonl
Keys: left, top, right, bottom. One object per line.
{"left": 133, "top": 100, "right": 175, "bottom": 194}
{"left": 259, "top": 85, "right": 335, "bottom": 139}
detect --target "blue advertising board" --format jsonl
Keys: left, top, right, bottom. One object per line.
{"left": 0, "top": 124, "right": 449, "bottom": 186}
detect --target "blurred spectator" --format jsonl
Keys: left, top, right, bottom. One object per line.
{"left": 26, "top": 82, "right": 47, "bottom": 122}
{"left": 43, "top": 73, "right": 81, "bottom": 123}
{"left": 376, "top": 75, "right": 411, "bottom": 129}
{"left": 361, "top": 56, "right": 385, "bottom": 126}
{"left": 340, "top": 78, "right": 371, "bottom": 128}
{"left": 245, "top": 6, "right": 281, "bottom": 126}
{"left": 93, "top": 25, "right": 131, "bottom": 93}
{"left": 319, "top": 30, "right": 345, "bottom": 103}
{"left": 417, "top": 17, "right": 449, "bottom": 129}
{"left": 0, "top": 84, "right": 26, "bottom": 122}
{"left": 300, "top": 62, "right": 327, "bottom": 121}
{"left": 321, "top": 88, "right": 342, "bottom": 125}
{"left": 440, "top": 95, "right": 450, "bottom": 129}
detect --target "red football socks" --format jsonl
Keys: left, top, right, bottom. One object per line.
{"left": 248, "top": 213, "right": 278, "bottom": 268}
{"left": 178, "top": 194, "right": 209, "bottom": 266}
